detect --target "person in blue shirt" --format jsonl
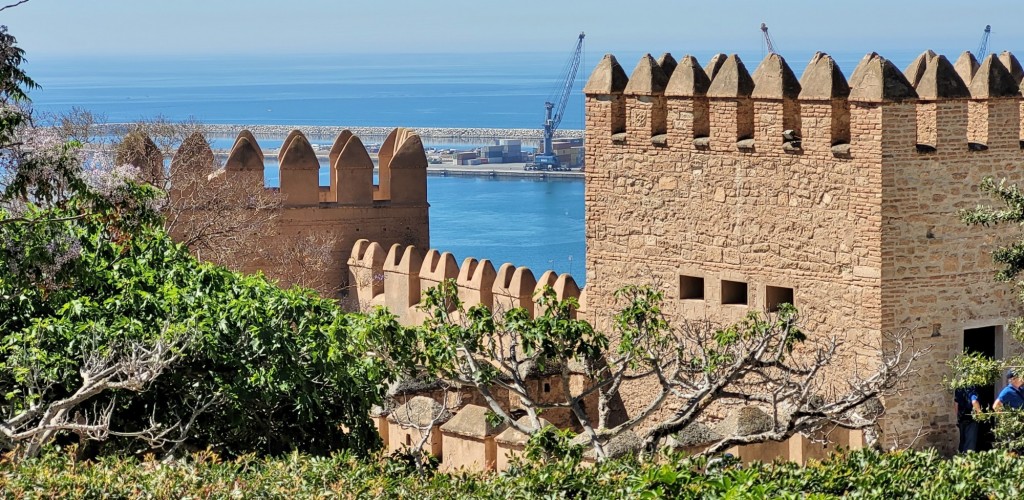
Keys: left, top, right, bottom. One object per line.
{"left": 993, "top": 370, "right": 1024, "bottom": 411}
{"left": 954, "top": 385, "right": 983, "bottom": 452}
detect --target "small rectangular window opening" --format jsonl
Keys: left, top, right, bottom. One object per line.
{"left": 721, "top": 280, "right": 749, "bottom": 305}
{"left": 765, "top": 285, "right": 795, "bottom": 312}
{"left": 680, "top": 275, "right": 705, "bottom": 300}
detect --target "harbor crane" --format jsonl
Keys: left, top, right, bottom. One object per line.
{"left": 760, "top": 23, "right": 777, "bottom": 56}
{"left": 976, "top": 24, "right": 992, "bottom": 58}
{"left": 529, "top": 32, "right": 585, "bottom": 171}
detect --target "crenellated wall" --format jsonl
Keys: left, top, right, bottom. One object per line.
{"left": 347, "top": 239, "right": 584, "bottom": 325}
{"left": 584, "top": 48, "right": 1024, "bottom": 453}
{"left": 122, "top": 127, "right": 431, "bottom": 298}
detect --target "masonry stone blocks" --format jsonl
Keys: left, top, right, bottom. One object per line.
{"left": 583, "top": 49, "right": 1024, "bottom": 454}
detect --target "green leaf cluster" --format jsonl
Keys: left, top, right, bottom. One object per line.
{"left": 2, "top": 447, "right": 1023, "bottom": 499}
{"left": 1, "top": 65, "right": 397, "bottom": 456}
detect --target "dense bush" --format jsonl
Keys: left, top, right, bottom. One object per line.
{"left": 0, "top": 58, "right": 403, "bottom": 458}
{"left": 1, "top": 174, "right": 401, "bottom": 456}
{"left": 1, "top": 448, "right": 1021, "bottom": 499}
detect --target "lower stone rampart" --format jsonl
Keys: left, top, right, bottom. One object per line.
{"left": 347, "top": 238, "right": 584, "bottom": 324}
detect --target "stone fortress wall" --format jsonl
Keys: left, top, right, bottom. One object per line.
{"left": 128, "top": 46, "right": 1024, "bottom": 463}
{"left": 344, "top": 49, "right": 1024, "bottom": 459}
{"left": 582, "top": 47, "right": 1024, "bottom": 453}
{"left": 122, "top": 127, "right": 431, "bottom": 297}
{"left": 347, "top": 239, "right": 583, "bottom": 324}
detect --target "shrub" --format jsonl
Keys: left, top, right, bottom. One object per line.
{"left": 2, "top": 448, "right": 1023, "bottom": 499}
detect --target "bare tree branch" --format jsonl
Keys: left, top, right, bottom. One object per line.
{"left": 0, "top": 0, "right": 31, "bottom": 13}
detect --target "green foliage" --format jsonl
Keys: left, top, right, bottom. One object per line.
{"left": 414, "top": 279, "right": 606, "bottom": 384}
{"left": 975, "top": 408, "right": 1024, "bottom": 452}
{"left": 944, "top": 351, "right": 1003, "bottom": 390}
{"left": 520, "top": 425, "right": 581, "bottom": 464}
{"left": 961, "top": 177, "right": 1024, "bottom": 283}
{"left": 1, "top": 203, "right": 395, "bottom": 455}
{"left": 960, "top": 176, "right": 1024, "bottom": 450}
{"left": 0, "top": 29, "right": 403, "bottom": 457}
{"left": 1, "top": 90, "right": 396, "bottom": 459}
{"left": 0, "top": 26, "right": 39, "bottom": 104}
{"left": 613, "top": 285, "right": 669, "bottom": 368}
{"left": 2, "top": 448, "right": 1024, "bottom": 498}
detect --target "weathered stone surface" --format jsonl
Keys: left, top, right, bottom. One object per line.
{"left": 173, "top": 126, "right": 429, "bottom": 300}
{"left": 235, "top": 130, "right": 263, "bottom": 159}
{"left": 704, "top": 53, "right": 727, "bottom": 81}
{"left": 667, "top": 422, "right": 722, "bottom": 448}
{"left": 440, "top": 404, "right": 508, "bottom": 438}
{"left": 751, "top": 53, "right": 801, "bottom": 99}
{"left": 115, "top": 131, "right": 164, "bottom": 185}
{"left": 573, "top": 430, "right": 642, "bottom": 460}
{"left": 388, "top": 396, "right": 453, "bottom": 427}
{"left": 494, "top": 416, "right": 552, "bottom": 446}
{"left": 999, "top": 51, "right": 1024, "bottom": 84}
{"left": 848, "top": 52, "right": 917, "bottom": 102}
{"left": 278, "top": 129, "right": 303, "bottom": 164}
{"left": 584, "top": 54, "right": 629, "bottom": 95}
{"left": 903, "top": 49, "right": 937, "bottom": 87}
{"left": 335, "top": 133, "right": 374, "bottom": 205}
{"left": 328, "top": 129, "right": 354, "bottom": 169}
{"left": 583, "top": 48, "right": 1024, "bottom": 458}
{"left": 969, "top": 55, "right": 1020, "bottom": 98}
{"left": 624, "top": 53, "right": 669, "bottom": 96}
{"left": 225, "top": 135, "right": 264, "bottom": 171}
{"left": 169, "top": 131, "right": 215, "bottom": 175}
{"left": 657, "top": 52, "right": 678, "bottom": 79}
{"left": 715, "top": 406, "right": 773, "bottom": 436}
{"left": 279, "top": 131, "right": 318, "bottom": 170}
{"left": 798, "top": 52, "right": 850, "bottom": 100}
{"left": 914, "top": 54, "right": 970, "bottom": 100}
{"left": 707, "top": 54, "right": 754, "bottom": 98}
{"left": 954, "top": 51, "right": 980, "bottom": 86}
{"left": 665, "top": 55, "right": 711, "bottom": 97}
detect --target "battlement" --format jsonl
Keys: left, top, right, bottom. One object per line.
{"left": 221, "top": 127, "right": 428, "bottom": 207}
{"left": 119, "top": 127, "right": 431, "bottom": 298}
{"left": 348, "top": 239, "right": 584, "bottom": 325}
{"left": 585, "top": 50, "right": 1024, "bottom": 156}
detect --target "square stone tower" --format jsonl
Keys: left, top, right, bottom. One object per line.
{"left": 583, "top": 49, "right": 1024, "bottom": 452}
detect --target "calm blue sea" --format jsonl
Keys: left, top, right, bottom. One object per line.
{"left": 21, "top": 49, "right": 932, "bottom": 285}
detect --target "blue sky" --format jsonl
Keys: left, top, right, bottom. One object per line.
{"left": 4, "top": 0, "right": 1023, "bottom": 58}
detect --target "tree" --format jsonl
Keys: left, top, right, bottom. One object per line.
{"left": 954, "top": 176, "right": 1024, "bottom": 450}
{"left": 1, "top": 28, "right": 398, "bottom": 459}
{"left": 403, "top": 280, "right": 922, "bottom": 460}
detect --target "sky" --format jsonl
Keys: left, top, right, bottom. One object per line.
{"left": 4, "top": 0, "right": 1024, "bottom": 59}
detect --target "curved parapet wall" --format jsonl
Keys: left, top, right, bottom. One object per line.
{"left": 115, "top": 130, "right": 164, "bottom": 186}
{"left": 348, "top": 239, "right": 585, "bottom": 325}
{"left": 194, "top": 127, "right": 430, "bottom": 208}
{"left": 131, "top": 127, "right": 430, "bottom": 298}
{"left": 376, "top": 127, "right": 429, "bottom": 204}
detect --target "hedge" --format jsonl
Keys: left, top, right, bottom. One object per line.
{"left": 2, "top": 447, "right": 1022, "bottom": 499}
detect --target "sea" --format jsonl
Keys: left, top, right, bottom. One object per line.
{"left": 22, "top": 49, "right": 933, "bottom": 283}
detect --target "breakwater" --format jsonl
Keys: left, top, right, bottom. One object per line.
{"left": 92, "top": 124, "right": 584, "bottom": 142}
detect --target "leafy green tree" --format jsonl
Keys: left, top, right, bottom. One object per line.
{"left": 404, "top": 280, "right": 918, "bottom": 460}
{"left": 0, "top": 27, "right": 401, "bottom": 459}
{"left": 955, "top": 177, "right": 1024, "bottom": 449}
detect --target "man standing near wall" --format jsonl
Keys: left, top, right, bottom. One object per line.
{"left": 954, "top": 386, "right": 983, "bottom": 452}
{"left": 993, "top": 371, "right": 1024, "bottom": 411}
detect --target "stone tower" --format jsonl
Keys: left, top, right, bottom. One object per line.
{"left": 583, "top": 49, "right": 1024, "bottom": 452}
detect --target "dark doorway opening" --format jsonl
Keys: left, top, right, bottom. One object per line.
{"left": 964, "top": 325, "right": 1000, "bottom": 450}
